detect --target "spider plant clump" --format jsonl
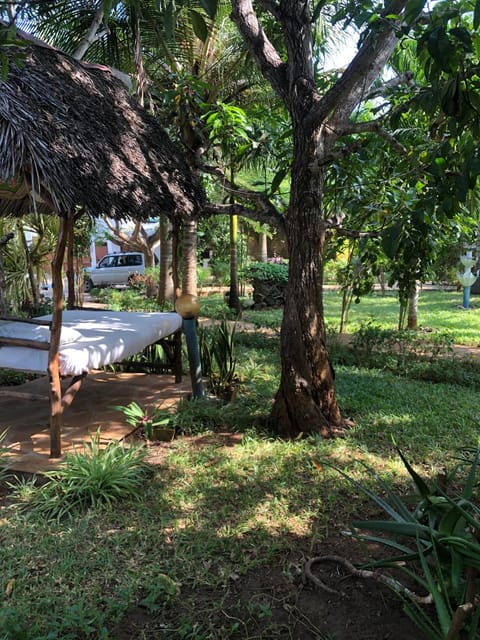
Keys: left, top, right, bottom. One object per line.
{"left": 24, "top": 434, "right": 151, "bottom": 520}
{"left": 332, "top": 446, "right": 480, "bottom": 640}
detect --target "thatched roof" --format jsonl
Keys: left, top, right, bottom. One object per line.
{"left": 0, "top": 35, "right": 204, "bottom": 220}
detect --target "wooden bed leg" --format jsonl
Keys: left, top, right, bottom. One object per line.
{"left": 48, "top": 215, "right": 68, "bottom": 459}
{"left": 48, "top": 355, "right": 63, "bottom": 459}
{"left": 61, "top": 373, "right": 87, "bottom": 410}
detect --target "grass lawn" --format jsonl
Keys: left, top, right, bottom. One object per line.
{"left": 1, "top": 289, "right": 479, "bottom": 638}
{"left": 231, "top": 288, "right": 480, "bottom": 344}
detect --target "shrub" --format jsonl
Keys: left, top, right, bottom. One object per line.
{"left": 242, "top": 261, "right": 288, "bottom": 286}
{"left": 24, "top": 434, "right": 151, "bottom": 520}
{"left": 210, "top": 261, "right": 230, "bottom": 286}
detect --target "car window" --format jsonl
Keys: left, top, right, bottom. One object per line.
{"left": 98, "top": 256, "right": 116, "bottom": 268}
{"left": 127, "top": 254, "right": 142, "bottom": 266}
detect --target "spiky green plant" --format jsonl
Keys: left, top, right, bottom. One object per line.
{"left": 332, "top": 446, "right": 480, "bottom": 640}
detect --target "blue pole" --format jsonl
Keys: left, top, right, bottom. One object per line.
{"left": 463, "top": 286, "right": 471, "bottom": 309}
{"left": 183, "top": 317, "right": 205, "bottom": 399}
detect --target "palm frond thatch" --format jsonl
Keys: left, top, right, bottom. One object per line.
{"left": 0, "top": 34, "right": 204, "bottom": 220}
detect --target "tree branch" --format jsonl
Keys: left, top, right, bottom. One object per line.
{"left": 306, "top": 0, "right": 411, "bottom": 131}
{"left": 203, "top": 202, "right": 284, "bottom": 229}
{"left": 72, "top": 2, "right": 107, "bottom": 61}
{"left": 366, "top": 71, "right": 415, "bottom": 100}
{"left": 230, "top": 0, "right": 288, "bottom": 102}
{"left": 199, "top": 162, "right": 284, "bottom": 227}
{"left": 339, "top": 121, "right": 408, "bottom": 154}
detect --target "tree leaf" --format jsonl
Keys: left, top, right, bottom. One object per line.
{"left": 404, "top": 0, "right": 427, "bottom": 26}
{"left": 189, "top": 10, "right": 208, "bottom": 42}
{"left": 199, "top": 0, "right": 218, "bottom": 19}
{"left": 427, "top": 26, "right": 455, "bottom": 73}
{"left": 381, "top": 223, "right": 401, "bottom": 259}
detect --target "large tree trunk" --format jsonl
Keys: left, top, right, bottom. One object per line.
{"left": 270, "top": 132, "right": 342, "bottom": 437}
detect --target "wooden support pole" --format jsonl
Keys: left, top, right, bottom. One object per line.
{"left": 66, "top": 214, "right": 76, "bottom": 310}
{"left": 48, "top": 215, "right": 68, "bottom": 458}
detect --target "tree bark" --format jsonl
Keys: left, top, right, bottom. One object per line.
{"left": 158, "top": 216, "right": 175, "bottom": 305}
{"left": 182, "top": 217, "right": 198, "bottom": 296}
{"left": 407, "top": 282, "right": 420, "bottom": 329}
{"left": 269, "top": 130, "right": 342, "bottom": 436}
{"left": 65, "top": 215, "right": 75, "bottom": 310}
{"left": 48, "top": 216, "right": 68, "bottom": 458}
{"left": 258, "top": 233, "right": 268, "bottom": 262}
{"left": 228, "top": 214, "right": 242, "bottom": 313}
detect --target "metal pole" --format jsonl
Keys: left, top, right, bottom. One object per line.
{"left": 463, "top": 285, "right": 471, "bottom": 309}
{"left": 183, "top": 317, "right": 205, "bottom": 399}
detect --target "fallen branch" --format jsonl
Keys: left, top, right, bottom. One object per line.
{"left": 304, "top": 555, "right": 433, "bottom": 604}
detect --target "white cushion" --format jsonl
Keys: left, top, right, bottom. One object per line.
{"left": 0, "top": 322, "right": 82, "bottom": 345}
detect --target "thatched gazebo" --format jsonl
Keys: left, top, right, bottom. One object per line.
{"left": 0, "top": 29, "right": 204, "bottom": 457}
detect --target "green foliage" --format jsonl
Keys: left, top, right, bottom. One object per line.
{"left": 24, "top": 435, "right": 151, "bottom": 520}
{"left": 242, "top": 261, "right": 288, "bottom": 286}
{"left": 0, "top": 369, "right": 37, "bottom": 386}
{"left": 335, "top": 447, "right": 480, "bottom": 639}
{"left": 90, "top": 286, "right": 170, "bottom": 312}
{"left": 199, "top": 320, "right": 237, "bottom": 398}
{"left": 352, "top": 320, "right": 454, "bottom": 363}
{"left": 342, "top": 321, "right": 480, "bottom": 388}
{"left": 112, "top": 401, "right": 171, "bottom": 440}
{"left": 210, "top": 261, "right": 230, "bottom": 286}
{"left": 197, "top": 264, "right": 213, "bottom": 289}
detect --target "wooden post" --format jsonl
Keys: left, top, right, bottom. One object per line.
{"left": 48, "top": 216, "right": 68, "bottom": 458}
{"left": 0, "top": 233, "right": 14, "bottom": 316}
{"left": 66, "top": 214, "right": 75, "bottom": 310}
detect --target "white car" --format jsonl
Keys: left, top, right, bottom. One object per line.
{"left": 84, "top": 252, "right": 145, "bottom": 291}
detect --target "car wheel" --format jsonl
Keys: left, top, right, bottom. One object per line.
{"left": 84, "top": 277, "right": 94, "bottom": 293}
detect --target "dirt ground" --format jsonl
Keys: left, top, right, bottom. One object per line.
{"left": 112, "top": 435, "right": 428, "bottom": 640}
{"left": 111, "top": 530, "right": 426, "bottom": 639}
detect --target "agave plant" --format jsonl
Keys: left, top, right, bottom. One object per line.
{"left": 329, "top": 446, "right": 480, "bottom": 640}
{"left": 198, "top": 319, "right": 238, "bottom": 400}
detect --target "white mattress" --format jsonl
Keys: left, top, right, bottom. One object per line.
{"left": 0, "top": 310, "right": 183, "bottom": 376}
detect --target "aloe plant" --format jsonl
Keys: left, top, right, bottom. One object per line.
{"left": 331, "top": 446, "right": 480, "bottom": 640}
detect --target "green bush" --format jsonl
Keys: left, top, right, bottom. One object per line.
{"left": 210, "top": 261, "right": 230, "bottom": 286}
{"left": 242, "top": 261, "right": 288, "bottom": 286}
{"left": 23, "top": 435, "right": 151, "bottom": 520}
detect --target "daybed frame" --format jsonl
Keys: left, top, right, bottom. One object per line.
{"left": 0, "top": 305, "right": 184, "bottom": 458}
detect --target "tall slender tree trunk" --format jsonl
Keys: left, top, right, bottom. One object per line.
{"left": 65, "top": 215, "right": 75, "bottom": 310}
{"left": 258, "top": 233, "right": 268, "bottom": 262}
{"left": 182, "top": 218, "right": 198, "bottom": 296}
{"left": 49, "top": 215, "right": 68, "bottom": 458}
{"left": 158, "top": 216, "right": 174, "bottom": 305}
{"left": 407, "top": 281, "right": 420, "bottom": 329}
{"left": 228, "top": 213, "right": 241, "bottom": 312}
